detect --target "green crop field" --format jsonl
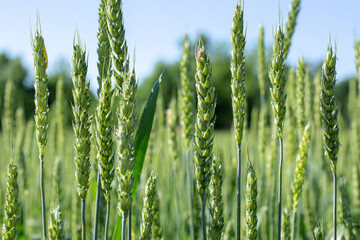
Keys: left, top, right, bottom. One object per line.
{"left": 0, "top": 0, "right": 359, "bottom": 239}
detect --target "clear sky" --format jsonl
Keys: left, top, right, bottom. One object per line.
{"left": 1, "top": 0, "right": 360, "bottom": 92}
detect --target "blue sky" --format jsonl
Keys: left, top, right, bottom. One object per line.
{"left": 1, "top": 0, "right": 360, "bottom": 92}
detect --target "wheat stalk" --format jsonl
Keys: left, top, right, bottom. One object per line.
{"left": 320, "top": 45, "right": 339, "bottom": 238}
{"left": 71, "top": 38, "right": 92, "bottom": 239}
{"left": 230, "top": 4, "right": 246, "bottom": 239}
{"left": 194, "top": 40, "right": 216, "bottom": 240}
{"left": 117, "top": 62, "right": 137, "bottom": 240}
{"left": 32, "top": 25, "right": 49, "bottom": 239}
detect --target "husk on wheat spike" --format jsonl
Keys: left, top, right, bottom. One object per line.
{"left": 96, "top": 68, "right": 114, "bottom": 202}
{"left": 209, "top": 156, "right": 224, "bottom": 240}
{"left": 245, "top": 161, "right": 258, "bottom": 240}
{"left": 71, "top": 41, "right": 92, "bottom": 200}
{"left": 106, "top": 0, "right": 128, "bottom": 95}
{"left": 283, "top": 0, "right": 301, "bottom": 59}
{"left": 139, "top": 174, "right": 157, "bottom": 240}
{"left": 117, "top": 62, "right": 137, "bottom": 215}
{"left": 48, "top": 203, "right": 65, "bottom": 240}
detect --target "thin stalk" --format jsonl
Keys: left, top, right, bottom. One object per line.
{"left": 173, "top": 166, "right": 181, "bottom": 240}
{"left": 186, "top": 150, "right": 195, "bottom": 240}
{"left": 93, "top": 170, "right": 101, "bottom": 240}
{"left": 333, "top": 168, "right": 337, "bottom": 240}
{"left": 291, "top": 211, "right": 295, "bottom": 240}
{"left": 40, "top": 159, "right": 47, "bottom": 240}
{"left": 278, "top": 137, "right": 283, "bottom": 240}
{"left": 128, "top": 207, "right": 131, "bottom": 240}
{"left": 122, "top": 212, "right": 127, "bottom": 240}
{"left": 201, "top": 195, "right": 207, "bottom": 240}
{"left": 104, "top": 200, "right": 110, "bottom": 239}
{"left": 81, "top": 199, "right": 86, "bottom": 240}
{"left": 237, "top": 145, "right": 241, "bottom": 240}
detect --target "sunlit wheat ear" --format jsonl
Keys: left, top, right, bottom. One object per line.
{"left": 245, "top": 161, "right": 258, "bottom": 240}
{"left": 291, "top": 123, "right": 311, "bottom": 212}
{"left": 2, "top": 161, "right": 20, "bottom": 240}
{"left": 71, "top": 40, "right": 92, "bottom": 200}
{"left": 296, "top": 57, "right": 306, "bottom": 135}
{"left": 106, "top": 0, "right": 128, "bottom": 95}
{"left": 312, "top": 223, "right": 324, "bottom": 240}
{"left": 339, "top": 178, "right": 356, "bottom": 239}
{"left": 258, "top": 25, "right": 266, "bottom": 104}
{"left": 49, "top": 204, "right": 65, "bottom": 240}
{"left": 117, "top": 62, "right": 137, "bottom": 215}
{"left": 97, "top": 0, "right": 111, "bottom": 95}
{"left": 283, "top": 0, "right": 301, "bottom": 59}
{"left": 139, "top": 174, "right": 157, "bottom": 240}
{"left": 231, "top": 2, "right": 246, "bottom": 145}
{"left": 209, "top": 156, "right": 224, "bottom": 240}
{"left": 152, "top": 192, "right": 163, "bottom": 240}
{"left": 194, "top": 40, "right": 216, "bottom": 198}
{"left": 96, "top": 68, "right": 114, "bottom": 201}
{"left": 320, "top": 46, "right": 339, "bottom": 170}
{"left": 180, "top": 34, "right": 195, "bottom": 149}
{"left": 269, "top": 26, "right": 287, "bottom": 139}
{"left": 32, "top": 28, "right": 49, "bottom": 159}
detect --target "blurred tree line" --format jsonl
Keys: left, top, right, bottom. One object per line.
{"left": 0, "top": 35, "right": 354, "bottom": 129}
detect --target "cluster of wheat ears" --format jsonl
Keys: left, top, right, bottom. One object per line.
{"left": 1, "top": 0, "right": 360, "bottom": 239}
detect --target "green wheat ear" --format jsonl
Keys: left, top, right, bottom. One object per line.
{"left": 152, "top": 192, "right": 163, "bottom": 240}
{"left": 49, "top": 203, "right": 65, "bottom": 240}
{"left": 106, "top": 0, "right": 128, "bottom": 95}
{"left": 139, "top": 174, "right": 157, "bottom": 240}
{"left": 32, "top": 28, "right": 49, "bottom": 159}
{"left": 209, "top": 156, "right": 224, "bottom": 240}
{"left": 269, "top": 26, "right": 287, "bottom": 139}
{"left": 245, "top": 160, "right": 258, "bottom": 240}
{"left": 296, "top": 57, "right": 306, "bottom": 135}
{"left": 320, "top": 46, "right": 339, "bottom": 171}
{"left": 117, "top": 62, "right": 137, "bottom": 215}
{"left": 291, "top": 123, "right": 311, "bottom": 212}
{"left": 312, "top": 223, "right": 324, "bottom": 240}
{"left": 96, "top": 67, "right": 114, "bottom": 201}
{"left": 2, "top": 161, "right": 20, "bottom": 240}
{"left": 180, "top": 34, "right": 195, "bottom": 149}
{"left": 281, "top": 206, "right": 290, "bottom": 240}
{"left": 339, "top": 178, "right": 356, "bottom": 239}
{"left": 283, "top": 0, "right": 301, "bottom": 59}
{"left": 71, "top": 40, "right": 92, "bottom": 200}
{"left": 231, "top": 2, "right": 246, "bottom": 145}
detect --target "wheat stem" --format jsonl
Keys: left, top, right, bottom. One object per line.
{"left": 104, "top": 200, "right": 110, "bottom": 240}
{"left": 237, "top": 146, "right": 241, "bottom": 240}
{"left": 122, "top": 212, "right": 127, "bottom": 240}
{"left": 278, "top": 137, "right": 283, "bottom": 240}
{"left": 93, "top": 171, "right": 101, "bottom": 240}
{"left": 201, "top": 195, "right": 207, "bottom": 240}
{"left": 81, "top": 199, "right": 86, "bottom": 239}
{"left": 40, "top": 160, "right": 47, "bottom": 240}
{"left": 332, "top": 169, "right": 337, "bottom": 240}
{"left": 186, "top": 150, "right": 195, "bottom": 240}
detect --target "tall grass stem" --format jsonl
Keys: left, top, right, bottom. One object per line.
{"left": 278, "top": 138, "right": 283, "bottom": 240}
{"left": 81, "top": 199, "right": 86, "bottom": 239}
{"left": 333, "top": 168, "right": 337, "bottom": 239}
{"left": 186, "top": 150, "right": 195, "bottom": 240}
{"left": 40, "top": 159, "right": 47, "bottom": 240}
{"left": 237, "top": 145, "right": 241, "bottom": 240}
{"left": 201, "top": 195, "right": 207, "bottom": 240}
{"left": 93, "top": 170, "right": 101, "bottom": 240}
{"left": 104, "top": 200, "right": 110, "bottom": 240}
{"left": 122, "top": 212, "right": 127, "bottom": 240}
